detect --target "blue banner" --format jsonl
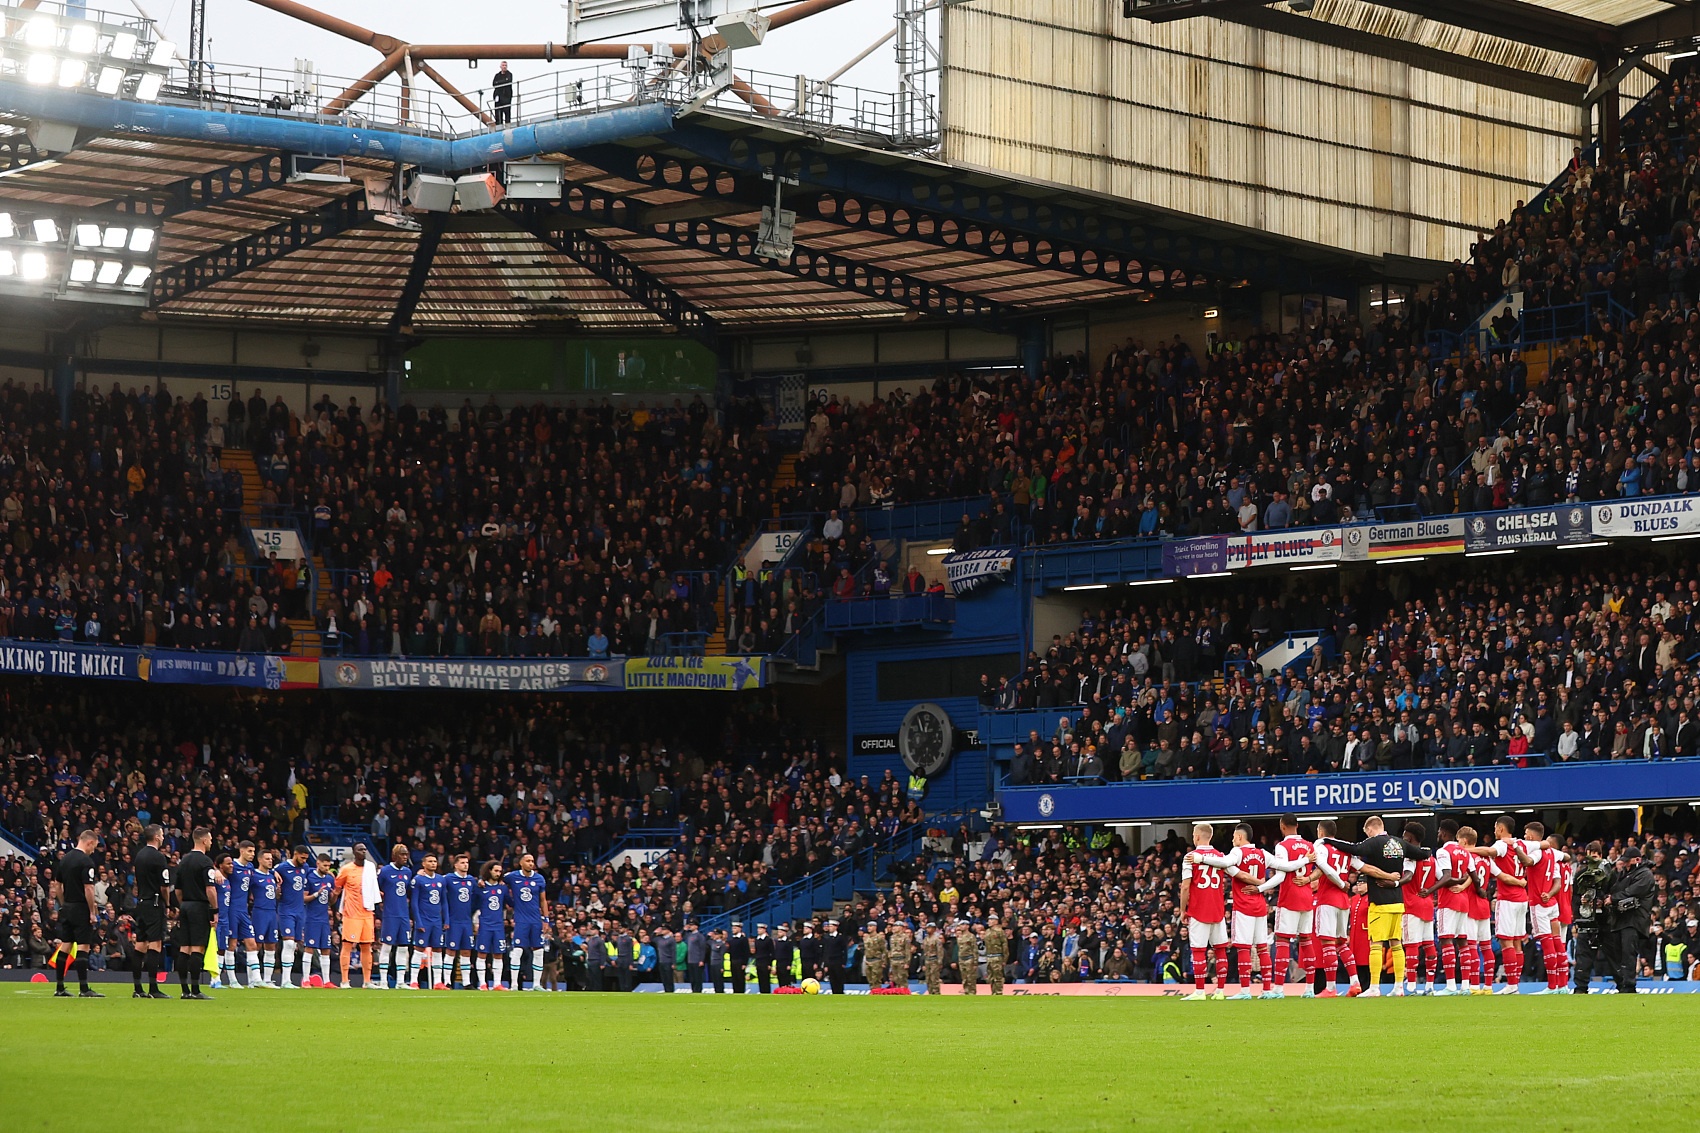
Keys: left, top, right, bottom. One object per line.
{"left": 1162, "top": 536, "right": 1227, "bottom": 576}
{"left": 942, "top": 547, "right": 1016, "bottom": 595}
{"left": 144, "top": 651, "right": 287, "bottom": 689}
{"left": 1000, "top": 759, "right": 1700, "bottom": 824}
{"left": 1464, "top": 504, "right": 1592, "bottom": 552}
{"left": 0, "top": 641, "right": 136, "bottom": 681}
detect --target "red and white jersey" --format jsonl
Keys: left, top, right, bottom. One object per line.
{"left": 1274, "top": 834, "right": 1316, "bottom": 913}
{"left": 1484, "top": 837, "right": 1532, "bottom": 903}
{"left": 1402, "top": 855, "right": 1436, "bottom": 920}
{"left": 1527, "top": 845, "right": 1566, "bottom": 908}
{"left": 1182, "top": 852, "right": 1227, "bottom": 923}
{"left": 1465, "top": 853, "right": 1492, "bottom": 920}
{"left": 1556, "top": 858, "right": 1575, "bottom": 924}
{"left": 1314, "top": 843, "right": 1354, "bottom": 909}
{"left": 1434, "top": 842, "right": 1473, "bottom": 913}
{"left": 1222, "top": 846, "right": 1272, "bottom": 919}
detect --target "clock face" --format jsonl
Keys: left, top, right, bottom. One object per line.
{"left": 899, "top": 702, "right": 954, "bottom": 777}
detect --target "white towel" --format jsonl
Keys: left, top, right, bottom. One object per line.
{"left": 362, "top": 859, "right": 380, "bottom": 912}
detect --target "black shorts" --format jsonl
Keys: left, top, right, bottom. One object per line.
{"left": 56, "top": 905, "right": 95, "bottom": 948}
{"left": 135, "top": 901, "right": 167, "bottom": 943}
{"left": 179, "top": 902, "right": 212, "bottom": 949}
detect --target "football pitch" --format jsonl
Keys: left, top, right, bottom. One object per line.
{"left": 3, "top": 989, "right": 1695, "bottom": 1132}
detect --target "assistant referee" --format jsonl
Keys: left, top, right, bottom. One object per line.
{"left": 49, "top": 829, "right": 102, "bottom": 998}
{"left": 175, "top": 827, "right": 219, "bottom": 1000}
{"left": 133, "top": 824, "right": 173, "bottom": 999}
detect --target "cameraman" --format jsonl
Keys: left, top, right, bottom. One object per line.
{"left": 1569, "top": 841, "right": 1612, "bottom": 993}
{"left": 1605, "top": 845, "right": 1656, "bottom": 994}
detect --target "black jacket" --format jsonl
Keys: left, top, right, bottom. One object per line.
{"left": 1609, "top": 863, "right": 1657, "bottom": 935}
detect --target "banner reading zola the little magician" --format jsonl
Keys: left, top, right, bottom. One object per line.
{"left": 623, "top": 655, "right": 767, "bottom": 691}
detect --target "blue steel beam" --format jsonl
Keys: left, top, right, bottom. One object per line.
{"left": 0, "top": 81, "right": 676, "bottom": 172}
{"left": 151, "top": 193, "right": 367, "bottom": 303}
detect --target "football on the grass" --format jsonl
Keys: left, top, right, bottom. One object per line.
{"left": 801, "top": 978, "right": 821, "bottom": 994}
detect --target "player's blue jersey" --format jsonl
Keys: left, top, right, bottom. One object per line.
{"left": 505, "top": 871, "right": 547, "bottom": 925}
{"left": 230, "top": 862, "right": 255, "bottom": 917}
{"left": 304, "top": 872, "right": 334, "bottom": 925}
{"left": 216, "top": 874, "right": 231, "bottom": 915}
{"left": 444, "top": 872, "right": 477, "bottom": 925}
{"left": 378, "top": 864, "right": 413, "bottom": 922}
{"left": 277, "top": 862, "right": 310, "bottom": 913}
{"left": 251, "top": 869, "right": 279, "bottom": 913}
{"left": 410, "top": 872, "right": 447, "bottom": 925}
{"left": 476, "top": 881, "right": 507, "bottom": 923}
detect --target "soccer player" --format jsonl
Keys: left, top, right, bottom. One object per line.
{"left": 1516, "top": 825, "right": 1570, "bottom": 993}
{"left": 227, "top": 840, "right": 257, "bottom": 989}
{"left": 1271, "top": 814, "right": 1317, "bottom": 996}
{"left": 275, "top": 845, "right": 312, "bottom": 989}
{"left": 376, "top": 844, "right": 414, "bottom": 991}
{"left": 213, "top": 853, "right": 234, "bottom": 990}
{"left": 334, "top": 843, "right": 377, "bottom": 989}
{"left": 1179, "top": 822, "right": 1230, "bottom": 1000}
{"left": 1399, "top": 821, "right": 1439, "bottom": 996}
{"left": 249, "top": 849, "right": 283, "bottom": 988}
{"left": 1319, "top": 815, "right": 1429, "bottom": 997}
{"left": 1191, "top": 823, "right": 1302, "bottom": 999}
{"left": 1310, "top": 819, "right": 1354, "bottom": 997}
{"left": 132, "top": 823, "right": 173, "bottom": 999}
{"left": 1553, "top": 837, "right": 1575, "bottom": 990}
{"left": 1459, "top": 826, "right": 1496, "bottom": 995}
{"left": 48, "top": 829, "right": 102, "bottom": 998}
{"left": 409, "top": 853, "right": 448, "bottom": 989}
{"left": 475, "top": 860, "right": 508, "bottom": 990}
{"left": 1425, "top": 818, "right": 1477, "bottom": 995}
{"left": 1467, "top": 814, "right": 1531, "bottom": 994}
{"left": 175, "top": 829, "right": 220, "bottom": 1000}
{"left": 302, "top": 855, "right": 336, "bottom": 987}
{"left": 443, "top": 853, "right": 478, "bottom": 989}
{"left": 505, "top": 852, "right": 550, "bottom": 992}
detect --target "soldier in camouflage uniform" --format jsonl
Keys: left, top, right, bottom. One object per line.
{"left": 984, "top": 914, "right": 1008, "bottom": 995}
{"left": 921, "top": 923, "right": 944, "bottom": 994}
{"left": 861, "top": 923, "right": 888, "bottom": 988}
{"left": 955, "top": 920, "right": 978, "bottom": 994}
{"left": 887, "top": 922, "right": 914, "bottom": 989}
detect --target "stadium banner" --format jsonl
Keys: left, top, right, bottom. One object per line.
{"left": 1464, "top": 504, "right": 1592, "bottom": 552}
{"left": 1341, "top": 517, "right": 1465, "bottom": 561}
{"left": 999, "top": 759, "right": 1700, "bottom": 824}
{"left": 1225, "top": 527, "right": 1342, "bottom": 570}
{"left": 0, "top": 640, "right": 136, "bottom": 681}
{"left": 142, "top": 650, "right": 289, "bottom": 689}
{"left": 1161, "top": 536, "right": 1227, "bottom": 577}
{"left": 1592, "top": 496, "right": 1700, "bottom": 539}
{"left": 623, "top": 655, "right": 766, "bottom": 691}
{"left": 321, "top": 657, "right": 625, "bottom": 692}
{"left": 942, "top": 547, "right": 1017, "bottom": 595}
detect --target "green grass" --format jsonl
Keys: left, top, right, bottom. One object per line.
{"left": 2, "top": 986, "right": 1694, "bottom": 1131}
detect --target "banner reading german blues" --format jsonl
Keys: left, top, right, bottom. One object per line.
{"left": 1341, "top": 516, "right": 1465, "bottom": 561}
{"left": 0, "top": 641, "right": 135, "bottom": 681}
{"left": 144, "top": 651, "right": 288, "bottom": 689}
{"left": 1592, "top": 496, "right": 1700, "bottom": 539}
{"left": 321, "top": 657, "right": 625, "bottom": 692}
{"left": 624, "top": 655, "right": 767, "bottom": 691}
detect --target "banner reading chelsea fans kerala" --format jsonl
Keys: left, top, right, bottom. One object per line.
{"left": 623, "top": 655, "right": 767, "bottom": 691}
{"left": 321, "top": 657, "right": 625, "bottom": 692}
{"left": 1592, "top": 497, "right": 1700, "bottom": 538}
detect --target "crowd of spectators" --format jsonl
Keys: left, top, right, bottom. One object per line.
{"left": 998, "top": 555, "right": 1699, "bottom": 784}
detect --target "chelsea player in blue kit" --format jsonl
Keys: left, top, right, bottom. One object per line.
{"left": 409, "top": 854, "right": 448, "bottom": 989}
{"left": 214, "top": 856, "right": 234, "bottom": 990}
{"left": 302, "top": 855, "right": 336, "bottom": 987}
{"left": 376, "top": 844, "right": 414, "bottom": 991}
{"left": 475, "top": 860, "right": 508, "bottom": 990}
{"left": 248, "top": 849, "right": 283, "bottom": 988}
{"left": 505, "top": 852, "right": 549, "bottom": 992}
{"left": 275, "top": 846, "right": 312, "bottom": 988}
{"left": 443, "top": 853, "right": 478, "bottom": 989}
{"left": 227, "top": 841, "right": 257, "bottom": 988}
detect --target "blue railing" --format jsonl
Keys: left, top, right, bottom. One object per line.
{"left": 823, "top": 593, "right": 955, "bottom": 632}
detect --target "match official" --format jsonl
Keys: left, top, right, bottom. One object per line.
{"left": 49, "top": 829, "right": 102, "bottom": 998}
{"left": 175, "top": 828, "right": 219, "bottom": 1000}
{"left": 133, "top": 824, "right": 173, "bottom": 999}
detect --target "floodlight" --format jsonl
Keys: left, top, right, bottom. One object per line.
{"left": 58, "top": 58, "right": 87, "bottom": 87}
{"left": 0, "top": 251, "right": 13, "bottom": 276}
{"left": 123, "top": 264, "right": 151, "bottom": 287}
{"left": 27, "top": 53, "right": 57, "bottom": 84}
{"left": 129, "top": 227, "right": 155, "bottom": 253}
{"left": 20, "top": 252, "right": 48, "bottom": 281}
{"left": 96, "top": 66, "right": 123, "bottom": 94}
{"left": 102, "top": 226, "right": 127, "bottom": 249}
{"left": 149, "top": 40, "right": 174, "bottom": 67}
{"left": 134, "top": 72, "right": 162, "bottom": 100}
{"left": 75, "top": 223, "right": 102, "bottom": 247}
{"left": 31, "top": 218, "right": 58, "bottom": 242}
{"left": 109, "top": 32, "right": 138, "bottom": 60}
{"left": 97, "top": 260, "right": 123, "bottom": 285}
{"left": 24, "top": 16, "right": 57, "bottom": 49}
{"left": 67, "top": 24, "right": 99, "bottom": 55}
{"left": 69, "top": 258, "right": 96, "bottom": 282}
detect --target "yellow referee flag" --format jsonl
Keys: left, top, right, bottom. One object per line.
{"left": 204, "top": 927, "right": 220, "bottom": 975}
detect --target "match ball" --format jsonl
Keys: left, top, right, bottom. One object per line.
{"left": 801, "top": 977, "right": 821, "bottom": 994}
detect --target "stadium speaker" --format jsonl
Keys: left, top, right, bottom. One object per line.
{"left": 455, "top": 173, "right": 506, "bottom": 212}
{"left": 407, "top": 174, "right": 456, "bottom": 213}
{"left": 714, "top": 9, "right": 770, "bottom": 49}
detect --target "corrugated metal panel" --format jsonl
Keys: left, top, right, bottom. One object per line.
{"left": 943, "top": 0, "right": 1583, "bottom": 263}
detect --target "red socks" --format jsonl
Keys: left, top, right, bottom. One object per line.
{"left": 1192, "top": 947, "right": 1208, "bottom": 990}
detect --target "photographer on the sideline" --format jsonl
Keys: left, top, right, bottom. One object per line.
{"left": 1570, "top": 841, "right": 1613, "bottom": 993}
{"left": 1606, "top": 846, "right": 1657, "bottom": 994}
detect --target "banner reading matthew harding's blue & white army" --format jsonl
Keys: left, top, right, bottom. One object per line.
{"left": 321, "top": 657, "right": 625, "bottom": 692}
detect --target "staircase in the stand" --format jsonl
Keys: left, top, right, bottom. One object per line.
{"left": 222, "top": 448, "right": 264, "bottom": 527}
{"left": 772, "top": 451, "right": 800, "bottom": 490}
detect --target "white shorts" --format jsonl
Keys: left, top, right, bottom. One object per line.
{"left": 1231, "top": 911, "right": 1270, "bottom": 947}
{"left": 1401, "top": 914, "right": 1434, "bottom": 944}
{"left": 1439, "top": 908, "right": 1473, "bottom": 938}
{"left": 1529, "top": 904, "right": 1559, "bottom": 937}
{"left": 1493, "top": 900, "right": 1528, "bottom": 939}
{"left": 1274, "top": 907, "right": 1314, "bottom": 937}
{"left": 1188, "top": 918, "right": 1228, "bottom": 949}
{"left": 1468, "top": 917, "right": 1492, "bottom": 943}
{"left": 1314, "top": 905, "right": 1350, "bottom": 940}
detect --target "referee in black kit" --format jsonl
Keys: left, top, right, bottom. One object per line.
{"left": 174, "top": 827, "right": 219, "bottom": 1000}
{"left": 49, "top": 829, "right": 102, "bottom": 998}
{"left": 133, "top": 824, "right": 174, "bottom": 999}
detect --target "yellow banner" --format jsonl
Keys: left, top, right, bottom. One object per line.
{"left": 623, "top": 655, "right": 766, "bottom": 691}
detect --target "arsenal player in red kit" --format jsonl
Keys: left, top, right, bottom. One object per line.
{"left": 1271, "top": 814, "right": 1318, "bottom": 996}
{"left": 1179, "top": 823, "right": 1230, "bottom": 1000}
{"left": 1310, "top": 819, "right": 1355, "bottom": 996}
{"left": 1192, "top": 823, "right": 1304, "bottom": 999}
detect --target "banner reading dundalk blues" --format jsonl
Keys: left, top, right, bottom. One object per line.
{"left": 322, "top": 657, "right": 625, "bottom": 692}
{"left": 624, "top": 655, "right": 767, "bottom": 691}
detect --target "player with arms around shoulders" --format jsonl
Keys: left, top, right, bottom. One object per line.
{"left": 409, "top": 853, "right": 449, "bottom": 989}
{"left": 1424, "top": 818, "right": 1479, "bottom": 995}
{"left": 1179, "top": 823, "right": 1231, "bottom": 1001}
{"left": 275, "top": 845, "right": 313, "bottom": 989}
{"left": 301, "top": 854, "right": 336, "bottom": 987}
{"left": 1310, "top": 819, "right": 1355, "bottom": 997}
{"left": 475, "top": 860, "right": 509, "bottom": 990}
{"left": 376, "top": 844, "right": 415, "bottom": 991}
{"left": 1514, "top": 824, "right": 1570, "bottom": 993}
{"left": 443, "top": 853, "right": 479, "bottom": 989}
{"left": 1318, "top": 815, "right": 1430, "bottom": 997}
{"left": 248, "top": 849, "right": 284, "bottom": 988}
{"left": 1191, "top": 823, "right": 1304, "bottom": 998}
{"left": 505, "top": 853, "right": 550, "bottom": 992}
{"left": 1467, "top": 814, "right": 1533, "bottom": 994}
{"left": 1271, "top": 814, "right": 1319, "bottom": 996}
{"left": 1399, "top": 822, "right": 1440, "bottom": 996}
